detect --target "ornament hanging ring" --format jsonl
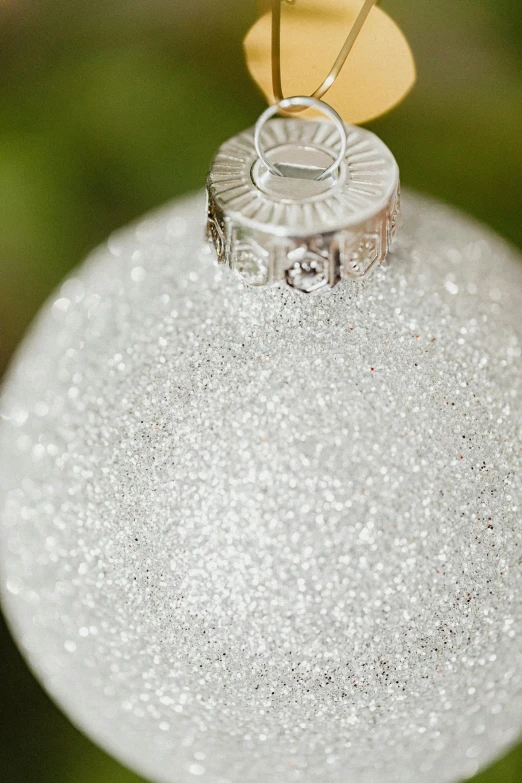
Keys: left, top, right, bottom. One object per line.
{"left": 254, "top": 96, "right": 348, "bottom": 182}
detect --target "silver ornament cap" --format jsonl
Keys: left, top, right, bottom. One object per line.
{"left": 206, "top": 98, "right": 400, "bottom": 292}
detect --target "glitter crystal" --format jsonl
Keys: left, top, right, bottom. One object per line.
{"left": 0, "top": 192, "right": 521, "bottom": 783}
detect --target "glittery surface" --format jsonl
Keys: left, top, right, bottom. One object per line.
{"left": 0, "top": 192, "right": 521, "bottom": 783}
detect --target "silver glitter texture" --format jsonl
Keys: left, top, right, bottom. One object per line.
{"left": 1, "top": 192, "right": 521, "bottom": 783}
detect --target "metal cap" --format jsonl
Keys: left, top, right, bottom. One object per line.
{"left": 206, "top": 117, "right": 400, "bottom": 293}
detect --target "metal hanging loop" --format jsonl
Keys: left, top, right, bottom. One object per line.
{"left": 254, "top": 95, "right": 348, "bottom": 181}
{"left": 272, "top": 0, "right": 378, "bottom": 111}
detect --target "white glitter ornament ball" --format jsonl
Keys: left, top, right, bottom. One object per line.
{"left": 1, "top": 192, "right": 521, "bottom": 783}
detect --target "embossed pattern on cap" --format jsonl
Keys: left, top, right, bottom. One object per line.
{"left": 206, "top": 119, "right": 400, "bottom": 291}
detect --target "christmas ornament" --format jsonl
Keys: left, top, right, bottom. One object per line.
{"left": 1, "top": 191, "right": 521, "bottom": 783}
{"left": 1, "top": 4, "right": 521, "bottom": 783}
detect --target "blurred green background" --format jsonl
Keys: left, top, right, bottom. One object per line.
{"left": 0, "top": 1, "right": 521, "bottom": 781}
